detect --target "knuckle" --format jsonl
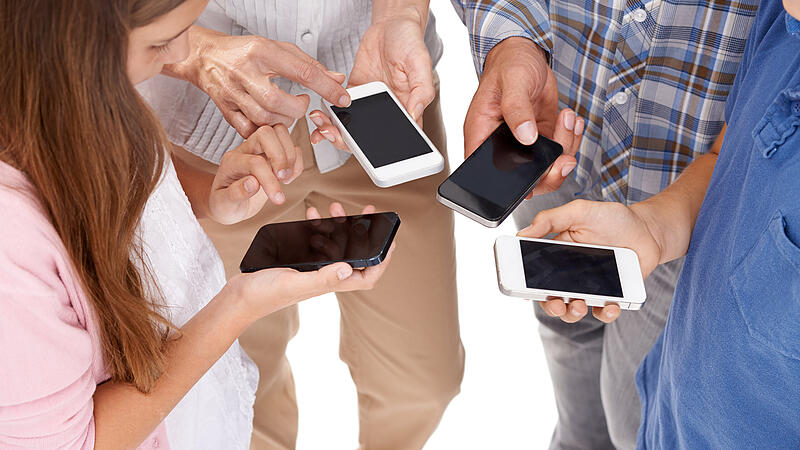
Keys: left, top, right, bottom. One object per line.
{"left": 296, "top": 61, "right": 316, "bottom": 83}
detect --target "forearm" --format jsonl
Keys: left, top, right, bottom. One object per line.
{"left": 371, "top": 0, "right": 430, "bottom": 27}
{"left": 171, "top": 148, "right": 217, "bottom": 219}
{"left": 632, "top": 125, "right": 726, "bottom": 265}
{"left": 92, "top": 291, "right": 250, "bottom": 449}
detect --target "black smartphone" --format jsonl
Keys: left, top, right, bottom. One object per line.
{"left": 436, "top": 123, "right": 563, "bottom": 227}
{"left": 240, "top": 212, "right": 401, "bottom": 273}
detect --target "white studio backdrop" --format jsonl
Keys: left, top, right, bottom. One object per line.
{"left": 286, "top": 1, "right": 558, "bottom": 448}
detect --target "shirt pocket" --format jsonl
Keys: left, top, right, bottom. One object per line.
{"left": 730, "top": 211, "right": 800, "bottom": 360}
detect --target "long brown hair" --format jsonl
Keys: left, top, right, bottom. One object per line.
{"left": 0, "top": 0, "right": 187, "bottom": 392}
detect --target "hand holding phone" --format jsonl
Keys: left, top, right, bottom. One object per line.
{"left": 319, "top": 81, "right": 444, "bottom": 187}
{"left": 437, "top": 123, "right": 563, "bottom": 227}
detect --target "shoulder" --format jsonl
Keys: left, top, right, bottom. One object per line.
{"left": 0, "top": 164, "right": 96, "bottom": 406}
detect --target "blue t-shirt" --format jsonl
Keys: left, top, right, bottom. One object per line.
{"left": 636, "top": 3, "right": 800, "bottom": 448}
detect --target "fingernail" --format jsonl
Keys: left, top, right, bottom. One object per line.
{"left": 606, "top": 309, "right": 616, "bottom": 319}
{"left": 515, "top": 121, "right": 538, "bottom": 145}
{"left": 329, "top": 71, "right": 346, "bottom": 78}
{"left": 574, "top": 118, "right": 585, "bottom": 136}
{"left": 244, "top": 177, "right": 258, "bottom": 193}
{"left": 338, "top": 95, "right": 351, "bottom": 107}
{"left": 273, "top": 192, "right": 285, "bottom": 203}
{"left": 564, "top": 111, "right": 575, "bottom": 131}
{"left": 337, "top": 267, "right": 351, "bottom": 280}
{"left": 310, "top": 114, "right": 323, "bottom": 127}
{"left": 278, "top": 169, "right": 291, "bottom": 180}
{"left": 320, "top": 129, "right": 335, "bottom": 143}
{"left": 561, "top": 163, "right": 576, "bottom": 178}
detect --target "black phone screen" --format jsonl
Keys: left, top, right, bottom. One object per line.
{"left": 331, "top": 92, "right": 433, "bottom": 168}
{"left": 240, "top": 212, "right": 400, "bottom": 273}
{"left": 521, "top": 240, "right": 623, "bottom": 298}
{"left": 439, "top": 123, "right": 563, "bottom": 222}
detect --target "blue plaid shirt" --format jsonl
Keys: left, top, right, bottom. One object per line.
{"left": 451, "top": 0, "right": 759, "bottom": 203}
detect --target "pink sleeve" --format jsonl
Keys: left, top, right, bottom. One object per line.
{"left": 0, "top": 202, "right": 97, "bottom": 449}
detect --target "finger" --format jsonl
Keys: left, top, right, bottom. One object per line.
{"left": 310, "top": 234, "right": 343, "bottom": 260}
{"left": 241, "top": 79, "right": 309, "bottom": 121}
{"left": 271, "top": 44, "right": 350, "bottom": 107}
{"left": 306, "top": 206, "right": 322, "bottom": 220}
{"left": 518, "top": 200, "right": 593, "bottom": 239}
{"left": 341, "top": 242, "right": 395, "bottom": 288}
{"left": 222, "top": 109, "right": 258, "bottom": 138}
{"left": 531, "top": 153, "right": 578, "bottom": 196}
{"left": 273, "top": 124, "right": 298, "bottom": 182}
{"left": 228, "top": 87, "right": 296, "bottom": 128}
{"left": 463, "top": 81, "right": 504, "bottom": 156}
{"left": 249, "top": 127, "right": 291, "bottom": 180}
{"left": 327, "top": 70, "right": 347, "bottom": 84}
{"left": 226, "top": 175, "right": 261, "bottom": 203}
{"left": 540, "top": 297, "right": 567, "bottom": 317}
{"left": 328, "top": 202, "right": 346, "bottom": 217}
{"left": 404, "top": 58, "right": 435, "bottom": 123}
{"left": 500, "top": 75, "right": 540, "bottom": 145}
{"left": 243, "top": 154, "right": 284, "bottom": 205}
{"left": 309, "top": 111, "right": 349, "bottom": 151}
{"left": 561, "top": 299, "right": 588, "bottom": 323}
{"left": 361, "top": 205, "right": 376, "bottom": 215}
{"left": 593, "top": 304, "right": 621, "bottom": 323}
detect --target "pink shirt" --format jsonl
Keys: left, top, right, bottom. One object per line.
{"left": 0, "top": 162, "right": 168, "bottom": 449}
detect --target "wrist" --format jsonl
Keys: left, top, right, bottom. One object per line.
{"left": 629, "top": 201, "right": 668, "bottom": 266}
{"left": 162, "top": 26, "right": 216, "bottom": 87}
{"left": 371, "top": 2, "right": 427, "bottom": 29}
{"left": 213, "top": 277, "right": 258, "bottom": 334}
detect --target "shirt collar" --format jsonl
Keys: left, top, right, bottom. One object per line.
{"left": 786, "top": 12, "right": 800, "bottom": 38}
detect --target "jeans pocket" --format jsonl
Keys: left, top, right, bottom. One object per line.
{"left": 730, "top": 211, "right": 800, "bottom": 360}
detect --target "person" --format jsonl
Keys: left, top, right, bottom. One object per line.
{"left": 140, "top": 1, "right": 464, "bottom": 448}
{"left": 521, "top": 1, "right": 800, "bottom": 446}
{"left": 0, "top": 1, "right": 392, "bottom": 448}
{"left": 449, "top": 1, "right": 759, "bottom": 448}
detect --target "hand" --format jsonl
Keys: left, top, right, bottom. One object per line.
{"left": 164, "top": 26, "right": 351, "bottom": 137}
{"left": 518, "top": 200, "right": 663, "bottom": 324}
{"left": 225, "top": 203, "right": 395, "bottom": 319}
{"left": 464, "top": 37, "right": 581, "bottom": 195}
{"left": 208, "top": 125, "right": 303, "bottom": 224}
{"left": 349, "top": 7, "right": 434, "bottom": 123}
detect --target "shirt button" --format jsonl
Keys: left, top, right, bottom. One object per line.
{"left": 301, "top": 31, "right": 314, "bottom": 44}
{"left": 613, "top": 91, "right": 629, "bottom": 105}
{"left": 632, "top": 8, "right": 648, "bottom": 23}
{"left": 152, "top": 438, "right": 159, "bottom": 448}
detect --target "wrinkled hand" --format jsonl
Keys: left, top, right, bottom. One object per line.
{"left": 518, "top": 200, "right": 663, "bottom": 323}
{"left": 349, "top": 10, "right": 434, "bottom": 123}
{"left": 208, "top": 125, "right": 303, "bottom": 224}
{"left": 165, "top": 26, "right": 350, "bottom": 137}
{"left": 225, "top": 202, "right": 395, "bottom": 318}
{"left": 465, "top": 37, "right": 581, "bottom": 196}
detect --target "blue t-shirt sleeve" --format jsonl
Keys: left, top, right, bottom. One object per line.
{"left": 726, "top": 4, "right": 786, "bottom": 121}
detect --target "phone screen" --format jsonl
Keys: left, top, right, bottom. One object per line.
{"left": 520, "top": 240, "right": 623, "bottom": 298}
{"left": 240, "top": 212, "right": 400, "bottom": 272}
{"left": 439, "top": 123, "right": 562, "bottom": 222}
{"left": 331, "top": 92, "right": 433, "bottom": 168}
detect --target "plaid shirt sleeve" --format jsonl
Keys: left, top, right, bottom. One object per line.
{"left": 449, "top": 0, "right": 552, "bottom": 74}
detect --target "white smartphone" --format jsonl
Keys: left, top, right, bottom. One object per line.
{"left": 494, "top": 236, "right": 647, "bottom": 310}
{"left": 322, "top": 81, "right": 444, "bottom": 188}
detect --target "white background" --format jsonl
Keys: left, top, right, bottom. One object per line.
{"left": 287, "top": 2, "right": 558, "bottom": 448}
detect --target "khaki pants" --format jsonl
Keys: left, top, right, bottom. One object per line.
{"left": 199, "top": 80, "right": 464, "bottom": 450}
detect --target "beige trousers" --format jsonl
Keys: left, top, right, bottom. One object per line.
{"left": 199, "top": 79, "right": 464, "bottom": 450}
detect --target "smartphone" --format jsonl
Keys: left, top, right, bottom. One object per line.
{"left": 240, "top": 212, "right": 400, "bottom": 273}
{"left": 437, "top": 123, "right": 563, "bottom": 228}
{"left": 493, "top": 236, "right": 647, "bottom": 310}
{"left": 323, "top": 81, "right": 444, "bottom": 188}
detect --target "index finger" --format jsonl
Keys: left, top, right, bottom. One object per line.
{"left": 271, "top": 45, "right": 350, "bottom": 108}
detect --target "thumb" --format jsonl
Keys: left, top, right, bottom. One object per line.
{"left": 313, "top": 262, "right": 354, "bottom": 289}
{"left": 500, "top": 78, "right": 540, "bottom": 145}
{"left": 519, "top": 200, "right": 591, "bottom": 238}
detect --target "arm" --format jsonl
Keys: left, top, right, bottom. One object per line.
{"left": 520, "top": 125, "right": 727, "bottom": 323}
